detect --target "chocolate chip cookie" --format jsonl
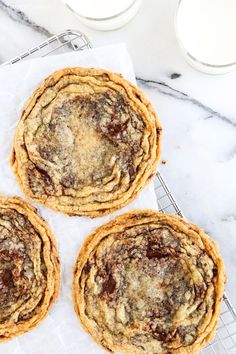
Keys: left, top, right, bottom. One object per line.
{"left": 73, "top": 210, "right": 225, "bottom": 353}
{"left": 0, "top": 196, "right": 60, "bottom": 341}
{"left": 11, "top": 68, "right": 161, "bottom": 217}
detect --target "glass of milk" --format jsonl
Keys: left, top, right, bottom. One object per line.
{"left": 63, "top": 0, "right": 142, "bottom": 31}
{"left": 175, "top": 0, "right": 236, "bottom": 74}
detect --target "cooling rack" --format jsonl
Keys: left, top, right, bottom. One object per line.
{"left": 155, "top": 172, "right": 236, "bottom": 353}
{"left": 2, "top": 29, "right": 91, "bottom": 65}
{"left": 3, "top": 29, "right": 236, "bottom": 354}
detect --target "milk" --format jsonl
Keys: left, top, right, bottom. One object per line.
{"left": 64, "top": 0, "right": 142, "bottom": 31}
{"left": 176, "top": 0, "right": 236, "bottom": 74}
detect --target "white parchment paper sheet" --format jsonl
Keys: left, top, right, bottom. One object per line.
{"left": 0, "top": 44, "right": 158, "bottom": 354}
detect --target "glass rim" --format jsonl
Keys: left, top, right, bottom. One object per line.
{"left": 65, "top": 0, "right": 138, "bottom": 22}
{"left": 175, "top": 0, "right": 236, "bottom": 69}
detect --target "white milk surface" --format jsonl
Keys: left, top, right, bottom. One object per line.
{"left": 176, "top": 0, "right": 236, "bottom": 65}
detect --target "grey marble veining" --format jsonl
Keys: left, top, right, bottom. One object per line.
{"left": 0, "top": 0, "right": 53, "bottom": 37}
{"left": 137, "top": 77, "right": 236, "bottom": 128}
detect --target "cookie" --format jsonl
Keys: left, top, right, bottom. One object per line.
{"left": 0, "top": 196, "right": 60, "bottom": 341}
{"left": 11, "top": 68, "right": 162, "bottom": 217}
{"left": 73, "top": 210, "right": 225, "bottom": 353}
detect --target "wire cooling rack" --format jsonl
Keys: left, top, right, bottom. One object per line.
{"left": 2, "top": 29, "right": 91, "bottom": 65}
{"left": 155, "top": 171, "right": 236, "bottom": 353}
{"left": 3, "top": 29, "right": 236, "bottom": 354}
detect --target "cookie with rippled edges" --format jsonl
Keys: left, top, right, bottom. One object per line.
{"left": 0, "top": 196, "right": 60, "bottom": 341}
{"left": 10, "top": 67, "right": 161, "bottom": 217}
{"left": 73, "top": 210, "right": 225, "bottom": 354}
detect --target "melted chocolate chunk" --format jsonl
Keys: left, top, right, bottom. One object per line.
{"left": 83, "top": 261, "right": 91, "bottom": 274}
{"left": 0, "top": 269, "right": 13, "bottom": 288}
{"left": 176, "top": 325, "right": 196, "bottom": 344}
{"left": 38, "top": 146, "right": 52, "bottom": 160}
{"left": 195, "top": 284, "right": 206, "bottom": 299}
{"left": 213, "top": 267, "right": 218, "bottom": 276}
{"left": 0, "top": 249, "right": 22, "bottom": 262}
{"left": 150, "top": 324, "right": 176, "bottom": 343}
{"left": 34, "top": 167, "right": 53, "bottom": 188}
{"left": 106, "top": 120, "right": 129, "bottom": 137}
{"left": 28, "top": 165, "right": 55, "bottom": 195}
{"left": 61, "top": 175, "right": 77, "bottom": 188}
{"left": 146, "top": 247, "right": 169, "bottom": 259}
{"left": 102, "top": 274, "right": 116, "bottom": 295}
{"left": 145, "top": 229, "right": 180, "bottom": 261}
{"left": 146, "top": 237, "right": 176, "bottom": 259}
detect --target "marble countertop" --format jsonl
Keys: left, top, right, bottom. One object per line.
{"left": 0, "top": 0, "right": 235, "bottom": 313}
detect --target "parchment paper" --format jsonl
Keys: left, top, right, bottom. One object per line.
{"left": 0, "top": 44, "right": 158, "bottom": 354}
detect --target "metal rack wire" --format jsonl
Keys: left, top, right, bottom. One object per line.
{"left": 155, "top": 171, "right": 236, "bottom": 353}
{"left": 2, "top": 29, "right": 92, "bottom": 65}
{"left": 3, "top": 29, "right": 236, "bottom": 353}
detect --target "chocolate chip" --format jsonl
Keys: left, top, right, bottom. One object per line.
{"left": 146, "top": 238, "right": 169, "bottom": 259}
{"left": 83, "top": 262, "right": 91, "bottom": 274}
{"left": 61, "top": 175, "right": 76, "bottom": 188}
{"left": 38, "top": 147, "right": 52, "bottom": 160}
{"left": 213, "top": 268, "right": 218, "bottom": 276}
{"left": 150, "top": 324, "right": 176, "bottom": 342}
{"left": 195, "top": 284, "right": 206, "bottom": 299}
{"left": 0, "top": 269, "right": 13, "bottom": 288}
{"left": 102, "top": 274, "right": 116, "bottom": 294}
{"left": 176, "top": 325, "right": 195, "bottom": 344}
{"left": 146, "top": 232, "right": 179, "bottom": 259}
{"left": 146, "top": 247, "right": 169, "bottom": 259}
{"left": 34, "top": 167, "right": 52, "bottom": 187}
{"left": 28, "top": 165, "right": 55, "bottom": 194}
{"left": 106, "top": 120, "right": 129, "bottom": 136}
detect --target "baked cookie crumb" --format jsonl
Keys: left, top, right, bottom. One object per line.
{"left": 161, "top": 159, "right": 168, "bottom": 164}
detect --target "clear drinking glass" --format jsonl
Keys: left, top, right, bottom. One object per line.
{"left": 63, "top": 0, "right": 142, "bottom": 31}
{"left": 175, "top": 0, "right": 236, "bottom": 74}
